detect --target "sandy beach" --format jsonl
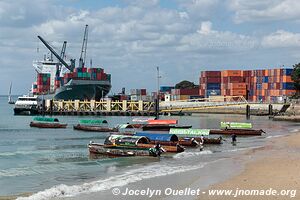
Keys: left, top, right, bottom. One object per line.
{"left": 199, "top": 132, "right": 300, "bottom": 200}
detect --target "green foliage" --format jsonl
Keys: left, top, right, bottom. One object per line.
{"left": 175, "top": 80, "right": 198, "bottom": 89}
{"left": 292, "top": 63, "right": 300, "bottom": 93}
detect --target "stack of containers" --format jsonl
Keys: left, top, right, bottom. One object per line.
{"left": 37, "top": 73, "right": 50, "bottom": 93}
{"left": 199, "top": 68, "right": 296, "bottom": 102}
{"left": 199, "top": 71, "right": 221, "bottom": 97}
{"left": 31, "top": 82, "right": 38, "bottom": 94}
{"left": 130, "top": 89, "right": 148, "bottom": 101}
{"left": 221, "top": 70, "right": 246, "bottom": 97}
{"left": 178, "top": 88, "right": 200, "bottom": 100}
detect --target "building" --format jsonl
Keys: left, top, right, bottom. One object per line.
{"left": 199, "top": 68, "right": 296, "bottom": 102}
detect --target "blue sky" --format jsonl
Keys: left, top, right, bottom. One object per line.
{"left": 0, "top": 0, "right": 300, "bottom": 95}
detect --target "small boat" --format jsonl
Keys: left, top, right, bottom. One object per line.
{"left": 88, "top": 143, "right": 156, "bottom": 157}
{"left": 14, "top": 95, "right": 41, "bottom": 115}
{"left": 73, "top": 124, "right": 118, "bottom": 132}
{"left": 8, "top": 82, "right": 15, "bottom": 104}
{"left": 142, "top": 125, "right": 192, "bottom": 131}
{"left": 147, "top": 119, "right": 178, "bottom": 125}
{"left": 116, "top": 124, "right": 143, "bottom": 129}
{"left": 169, "top": 128, "right": 210, "bottom": 136}
{"left": 221, "top": 122, "right": 252, "bottom": 129}
{"left": 105, "top": 134, "right": 184, "bottom": 153}
{"left": 209, "top": 129, "right": 265, "bottom": 136}
{"left": 30, "top": 117, "right": 67, "bottom": 128}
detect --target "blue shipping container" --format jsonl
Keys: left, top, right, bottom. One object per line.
{"left": 206, "top": 83, "right": 221, "bottom": 90}
{"left": 282, "top": 83, "right": 295, "bottom": 90}
{"left": 206, "top": 89, "right": 221, "bottom": 97}
{"left": 263, "top": 77, "right": 268, "bottom": 83}
{"left": 283, "top": 69, "right": 293, "bottom": 76}
{"left": 256, "top": 84, "right": 262, "bottom": 89}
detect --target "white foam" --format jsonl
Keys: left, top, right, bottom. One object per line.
{"left": 223, "top": 146, "right": 264, "bottom": 153}
{"left": 266, "top": 135, "right": 284, "bottom": 139}
{"left": 172, "top": 150, "right": 213, "bottom": 159}
{"left": 17, "top": 163, "right": 205, "bottom": 200}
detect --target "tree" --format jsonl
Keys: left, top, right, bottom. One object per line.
{"left": 175, "top": 80, "right": 198, "bottom": 89}
{"left": 291, "top": 63, "right": 300, "bottom": 95}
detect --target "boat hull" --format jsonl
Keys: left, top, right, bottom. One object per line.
{"left": 73, "top": 124, "right": 118, "bottom": 132}
{"left": 14, "top": 107, "right": 38, "bottom": 115}
{"left": 142, "top": 125, "right": 192, "bottom": 131}
{"left": 209, "top": 129, "right": 264, "bottom": 136}
{"left": 30, "top": 121, "right": 67, "bottom": 128}
{"left": 54, "top": 80, "right": 111, "bottom": 101}
{"left": 88, "top": 144, "right": 154, "bottom": 157}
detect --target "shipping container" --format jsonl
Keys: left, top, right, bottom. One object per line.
{"left": 222, "top": 70, "right": 242, "bottom": 77}
{"left": 206, "top": 83, "right": 221, "bottom": 90}
{"left": 281, "top": 83, "right": 295, "bottom": 90}
{"left": 179, "top": 88, "right": 199, "bottom": 95}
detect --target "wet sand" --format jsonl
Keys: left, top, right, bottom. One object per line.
{"left": 199, "top": 132, "right": 300, "bottom": 200}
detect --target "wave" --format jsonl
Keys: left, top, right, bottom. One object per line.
{"left": 17, "top": 163, "right": 206, "bottom": 200}
{"left": 266, "top": 135, "right": 284, "bottom": 139}
{"left": 172, "top": 150, "right": 213, "bottom": 159}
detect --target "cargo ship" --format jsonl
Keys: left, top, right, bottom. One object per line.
{"left": 30, "top": 25, "right": 111, "bottom": 101}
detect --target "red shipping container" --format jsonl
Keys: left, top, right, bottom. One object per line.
{"left": 205, "top": 71, "right": 221, "bottom": 77}
{"left": 206, "top": 77, "right": 221, "bottom": 83}
{"left": 228, "top": 76, "right": 244, "bottom": 83}
{"left": 179, "top": 88, "right": 199, "bottom": 95}
{"left": 141, "top": 89, "right": 147, "bottom": 95}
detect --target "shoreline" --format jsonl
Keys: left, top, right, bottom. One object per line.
{"left": 199, "top": 131, "right": 300, "bottom": 200}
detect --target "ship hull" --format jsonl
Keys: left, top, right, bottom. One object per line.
{"left": 54, "top": 80, "right": 111, "bottom": 101}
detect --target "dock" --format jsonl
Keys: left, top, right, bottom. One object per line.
{"left": 39, "top": 100, "right": 156, "bottom": 116}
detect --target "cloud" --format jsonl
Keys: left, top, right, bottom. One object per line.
{"left": 178, "top": 21, "right": 258, "bottom": 52}
{"left": 262, "top": 30, "right": 300, "bottom": 48}
{"left": 228, "top": 0, "right": 300, "bottom": 23}
{"left": 0, "top": 0, "right": 299, "bottom": 95}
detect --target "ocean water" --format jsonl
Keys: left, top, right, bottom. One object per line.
{"left": 0, "top": 96, "right": 298, "bottom": 199}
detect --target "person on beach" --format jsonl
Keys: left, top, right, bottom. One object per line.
{"left": 199, "top": 135, "right": 204, "bottom": 151}
{"left": 231, "top": 134, "right": 237, "bottom": 145}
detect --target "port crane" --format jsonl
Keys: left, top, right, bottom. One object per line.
{"left": 55, "top": 41, "right": 67, "bottom": 78}
{"left": 37, "top": 36, "right": 75, "bottom": 72}
{"left": 79, "top": 24, "right": 88, "bottom": 68}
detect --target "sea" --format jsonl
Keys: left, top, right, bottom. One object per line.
{"left": 0, "top": 95, "right": 298, "bottom": 200}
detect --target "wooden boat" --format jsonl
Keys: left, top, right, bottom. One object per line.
{"left": 104, "top": 134, "right": 184, "bottom": 153}
{"left": 30, "top": 121, "right": 67, "bottom": 128}
{"left": 179, "top": 137, "right": 222, "bottom": 144}
{"left": 209, "top": 129, "right": 265, "bottom": 136}
{"left": 147, "top": 119, "right": 178, "bottom": 125}
{"left": 148, "top": 139, "right": 199, "bottom": 147}
{"left": 88, "top": 143, "right": 156, "bottom": 157}
{"left": 142, "top": 125, "right": 192, "bottom": 131}
{"left": 73, "top": 124, "right": 118, "bottom": 132}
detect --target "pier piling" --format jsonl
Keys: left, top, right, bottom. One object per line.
{"left": 246, "top": 104, "right": 250, "bottom": 119}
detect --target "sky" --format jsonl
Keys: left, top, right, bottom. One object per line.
{"left": 1, "top": 0, "right": 300, "bottom": 95}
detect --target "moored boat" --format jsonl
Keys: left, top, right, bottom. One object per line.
{"left": 105, "top": 134, "right": 184, "bottom": 153}
{"left": 88, "top": 143, "right": 156, "bottom": 157}
{"left": 142, "top": 124, "right": 192, "bottom": 131}
{"left": 73, "top": 124, "right": 118, "bottom": 132}
{"left": 30, "top": 117, "right": 67, "bottom": 128}
{"left": 209, "top": 129, "right": 265, "bottom": 136}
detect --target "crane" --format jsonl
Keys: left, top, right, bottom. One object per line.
{"left": 55, "top": 41, "right": 67, "bottom": 78}
{"left": 79, "top": 24, "right": 88, "bottom": 68}
{"left": 37, "top": 36, "right": 75, "bottom": 72}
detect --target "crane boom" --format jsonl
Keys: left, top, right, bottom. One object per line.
{"left": 79, "top": 24, "right": 88, "bottom": 68}
{"left": 37, "top": 36, "right": 74, "bottom": 71}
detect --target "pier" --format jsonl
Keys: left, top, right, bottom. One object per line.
{"left": 37, "top": 96, "right": 287, "bottom": 116}
{"left": 41, "top": 100, "right": 156, "bottom": 116}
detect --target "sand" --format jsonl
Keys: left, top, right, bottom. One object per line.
{"left": 199, "top": 133, "right": 300, "bottom": 200}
